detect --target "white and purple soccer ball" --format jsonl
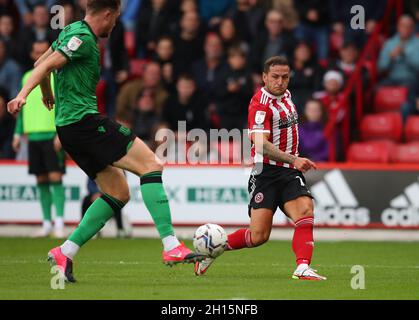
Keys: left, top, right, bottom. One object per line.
{"left": 193, "top": 223, "right": 228, "bottom": 258}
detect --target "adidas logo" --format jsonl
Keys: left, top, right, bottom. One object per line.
{"left": 382, "top": 178, "right": 419, "bottom": 227}
{"left": 310, "top": 170, "right": 370, "bottom": 226}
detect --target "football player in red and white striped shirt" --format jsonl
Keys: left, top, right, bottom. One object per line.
{"left": 195, "top": 56, "right": 326, "bottom": 280}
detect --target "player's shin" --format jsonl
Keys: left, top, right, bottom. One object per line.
{"left": 292, "top": 216, "right": 314, "bottom": 266}
{"left": 140, "top": 171, "right": 180, "bottom": 251}
{"left": 61, "top": 193, "right": 126, "bottom": 259}
{"left": 50, "top": 181, "right": 65, "bottom": 229}
{"left": 37, "top": 183, "right": 52, "bottom": 231}
{"left": 226, "top": 228, "right": 253, "bottom": 250}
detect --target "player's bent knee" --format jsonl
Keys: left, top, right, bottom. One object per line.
{"left": 251, "top": 231, "right": 270, "bottom": 246}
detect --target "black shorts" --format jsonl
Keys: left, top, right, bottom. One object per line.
{"left": 28, "top": 139, "right": 66, "bottom": 175}
{"left": 248, "top": 164, "right": 313, "bottom": 216}
{"left": 56, "top": 113, "right": 136, "bottom": 180}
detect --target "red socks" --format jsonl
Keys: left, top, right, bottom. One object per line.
{"left": 227, "top": 228, "right": 253, "bottom": 250}
{"left": 292, "top": 216, "right": 314, "bottom": 265}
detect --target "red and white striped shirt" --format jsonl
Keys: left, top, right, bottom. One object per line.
{"left": 248, "top": 87, "right": 299, "bottom": 169}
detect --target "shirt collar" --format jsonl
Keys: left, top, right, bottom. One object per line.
{"left": 82, "top": 20, "right": 98, "bottom": 41}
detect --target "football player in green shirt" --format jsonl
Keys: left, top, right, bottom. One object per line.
{"left": 8, "top": 0, "right": 204, "bottom": 283}
{"left": 13, "top": 40, "right": 66, "bottom": 238}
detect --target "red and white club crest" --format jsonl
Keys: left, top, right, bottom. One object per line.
{"left": 254, "top": 192, "right": 264, "bottom": 203}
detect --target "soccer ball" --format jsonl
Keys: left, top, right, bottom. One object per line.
{"left": 193, "top": 223, "right": 228, "bottom": 258}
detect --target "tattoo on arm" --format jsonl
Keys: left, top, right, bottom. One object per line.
{"left": 261, "top": 139, "right": 297, "bottom": 164}
{"left": 252, "top": 132, "right": 297, "bottom": 164}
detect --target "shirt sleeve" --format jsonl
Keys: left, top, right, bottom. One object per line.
{"left": 54, "top": 31, "right": 91, "bottom": 62}
{"left": 248, "top": 98, "right": 272, "bottom": 135}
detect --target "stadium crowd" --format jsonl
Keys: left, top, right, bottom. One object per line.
{"left": 0, "top": 0, "right": 418, "bottom": 162}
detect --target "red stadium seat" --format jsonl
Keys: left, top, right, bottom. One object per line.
{"left": 390, "top": 143, "right": 419, "bottom": 163}
{"left": 405, "top": 116, "right": 419, "bottom": 142}
{"left": 347, "top": 142, "right": 391, "bottom": 163}
{"left": 374, "top": 86, "right": 408, "bottom": 112}
{"left": 360, "top": 112, "right": 403, "bottom": 141}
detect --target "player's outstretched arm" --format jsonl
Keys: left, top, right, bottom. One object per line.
{"left": 7, "top": 51, "right": 67, "bottom": 115}
{"left": 252, "top": 132, "right": 317, "bottom": 173}
{"left": 34, "top": 47, "right": 55, "bottom": 110}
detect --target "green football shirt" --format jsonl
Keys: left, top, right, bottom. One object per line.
{"left": 51, "top": 20, "right": 100, "bottom": 127}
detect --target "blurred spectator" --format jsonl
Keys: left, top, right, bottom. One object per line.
{"left": 288, "top": 41, "right": 323, "bottom": 113}
{"left": 329, "top": 42, "right": 357, "bottom": 77}
{"left": 161, "top": 73, "right": 209, "bottom": 132}
{"left": 294, "top": 0, "right": 330, "bottom": 62}
{"left": 116, "top": 62, "right": 168, "bottom": 124}
{"left": 218, "top": 16, "right": 248, "bottom": 54}
{"left": 403, "top": 1, "right": 419, "bottom": 32}
{"left": 0, "top": 38, "right": 21, "bottom": 98}
{"left": 191, "top": 32, "right": 228, "bottom": 128}
{"left": 401, "top": 81, "right": 419, "bottom": 121}
{"left": 57, "top": 0, "right": 76, "bottom": 26}
{"left": 131, "top": 88, "right": 161, "bottom": 149}
{"left": 329, "top": 0, "right": 386, "bottom": 48}
{"left": 233, "top": 0, "right": 264, "bottom": 43}
{"left": 120, "top": 0, "right": 142, "bottom": 31}
{"left": 378, "top": 15, "right": 419, "bottom": 87}
{"left": 100, "top": 18, "right": 129, "bottom": 116}
{"left": 0, "top": 87, "right": 14, "bottom": 159}
{"left": 135, "top": 0, "right": 173, "bottom": 57}
{"left": 198, "top": 0, "right": 235, "bottom": 27}
{"left": 313, "top": 70, "right": 344, "bottom": 123}
{"left": 74, "top": 0, "right": 87, "bottom": 20}
{"left": 17, "top": 4, "right": 59, "bottom": 71}
{"left": 271, "top": 0, "right": 299, "bottom": 31}
{"left": 215, "top": 46, "right": 252, "bottom": 130}
{"left": 172, "top": 10, "right": 205, "bottom": 74}
{"left": 180, "top": 0, "right": 198, "bottom": 14}
{"left": 327, "top": 41, "right": 368, "bottom": 88}
{"left": 153, "top": 35, "right": 178, "bottom": 91}
{"left": 15, "top": 0, "right": 56, "bottom": 26}
{"left": 0, "top": 13, "right": 17, "bottom": 57}
{"left": 299, "top": 99, "right": 329, "bottom": 162}
{"left": 250, "top": 9, "right": 296, "bottom": 83}
{"left": 0, "top": 0, "right": 19, "bottom": 19}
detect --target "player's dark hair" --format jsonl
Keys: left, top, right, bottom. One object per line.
{"left": 177, "top": 73, "right": 195, "bottom": 83}
{"left": 86, "top": 0, "right": 120, "bottom": 13}
{"left": 263, "top": 55, "right": 290, "bottom": 73}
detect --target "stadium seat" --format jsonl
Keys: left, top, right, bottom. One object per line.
{"left": 405, "top": 116, "right": 419, "bottom": 142}
{"left": 347, "top": 142, "right": 391, "bottom": 163}
{"left": 124, "top": 31, "right": 136, "bottom": 58}
{"left": 390, "top": 143, "right": 419, "bottom": 163}
{"left": 360, "top": 112, "right": 403, "bottom": 141}
{"left": 374, "top": 86, "right": 408, "bottom": 112}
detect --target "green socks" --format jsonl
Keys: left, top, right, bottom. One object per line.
{"left": 69, "top": 194, "right": 126, "bottom": 246}
{"left": 140, "top": 171, "right": 174, "bottom": 239}
{"left": 50, "top": 182, "right": 65, "bottom": 218}
{"left": 37, "top": 183, "right": 52, "bottom": 222}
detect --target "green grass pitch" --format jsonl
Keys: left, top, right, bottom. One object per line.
{"left": 0, "top": 237, "right": 418, "bottom": 300}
